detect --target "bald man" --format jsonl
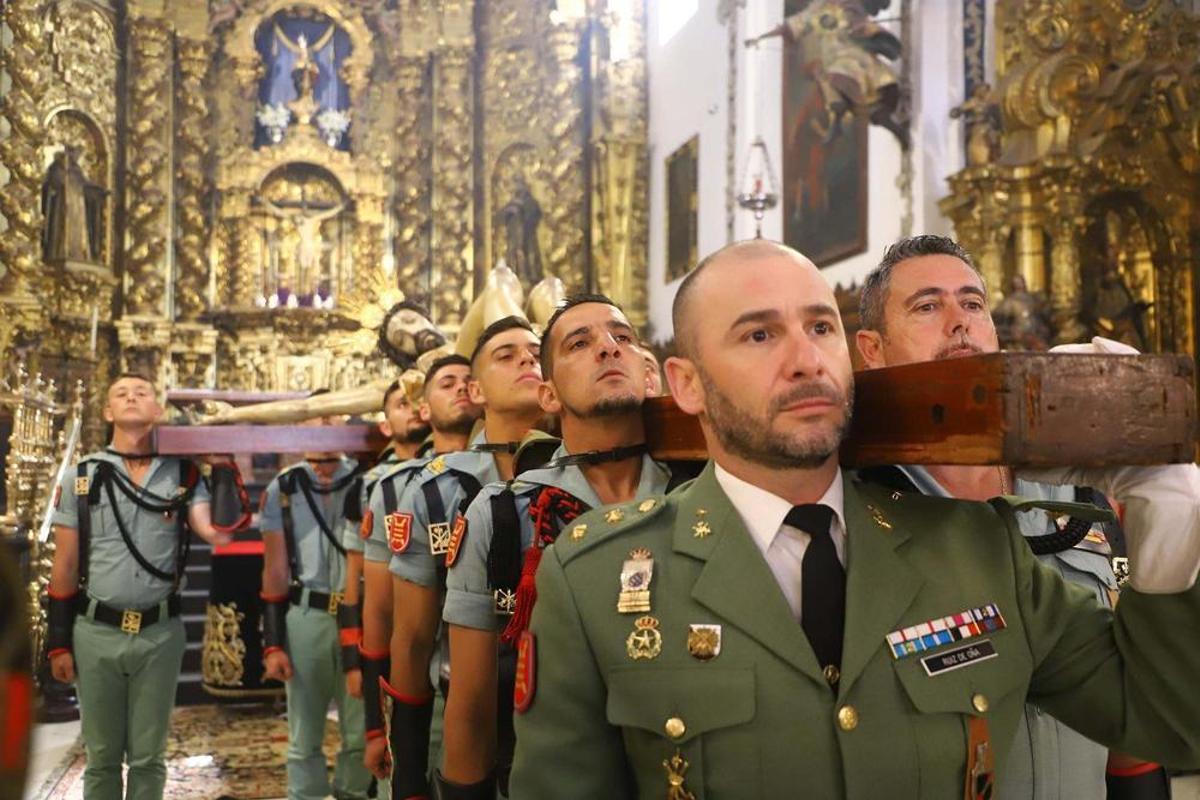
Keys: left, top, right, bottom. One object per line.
{"left": 508, "top": 239, "right": 1200, "bottom": 799}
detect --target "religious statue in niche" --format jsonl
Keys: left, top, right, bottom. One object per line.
{"left": 950, "top": 82, "right": 1001, "bottom": 167}
{"left": 255, "top": 163, "right": 348, "bottom": 309}
{"left": 992, "top": 274, "right": 1053, "bottom": 351}
{"left": 495, "top": 178, "right": 545, "bottom": 285}
{"left": 41, "top": 146, "right": 107, "bottom": 264}
{"left": 254, "top": 9, "right": 352, "bottom": 149}
{"left": 1092, "top": 263, "right": 1153, "bottom": 352}
{"left": 747, "top": 0, "right": 907, "bottom": 148}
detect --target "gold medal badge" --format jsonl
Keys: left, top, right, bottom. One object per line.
{"left": 626, "top": 615, "right": 662, "bottom": 660}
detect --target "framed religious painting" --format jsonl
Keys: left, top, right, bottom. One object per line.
{"left": 781, "top": 0, "right": 869, "bottom": 267}
{"left": 665, "top": 135, "right": 699, "bottom": 283}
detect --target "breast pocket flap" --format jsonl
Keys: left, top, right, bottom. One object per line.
{"left": 605, "top": 667, "right": 755, "bottom": 744}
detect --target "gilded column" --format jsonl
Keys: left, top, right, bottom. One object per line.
{"left": 431, "top": 45, "right": 474, "bottom": 328}
{"left": 394, "top": 54, "right": 433, "bottom": 297}
{"left": 173, "top": 35, "right": 211, "bottom": 321}
{"left": 0, "top": 0, "right": 50, "bottom": 358}
{"left": 1009, "top": 168, "right": 1046, "bottom": 294}
{"left": 1046, "top": 169, "right": 1087, "bottom": 344}
{"left": 541, "top": 20, "right": 587, "bottom": 290}
{"left": 123, "top": 15, "right": 173, "bottom": 318}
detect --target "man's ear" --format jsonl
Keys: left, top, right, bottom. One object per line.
{"left": 418, "top": 401, "right": 432, "bottom": 424}
{"left": 151, "top": 398, "right": 165, "bottom": 422}
{"left": 855, "top": 329, "right": 887, "bottom": 369}
{"left": 102, "top": 404, "right": 114, "bottom": 424}
{"left": 664, "top": 356, "right": 704, "bottom": 416}
{"left": 379, "top": 418, "right": 394, "bottom": 439}
{"left": 538, "top": 380, "right": 562, "bottom": 416}
{"left": 467, "top": 378, "right": 486, "bottom": 407}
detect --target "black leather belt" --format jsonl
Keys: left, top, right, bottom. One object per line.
{"left": 81, "top": 595, "right": 181, "bottom": 634}
{"left": 289, "top": 585, "right": 343, "bottom": 615}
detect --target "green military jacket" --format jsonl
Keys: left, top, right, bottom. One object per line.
{"left": 510, "top": 464, "right": 1200, "bottom": 799}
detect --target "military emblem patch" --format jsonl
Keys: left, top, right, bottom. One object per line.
{"left": 359, "top": 510, "right": 374, "bottom": 541}
{"left": 386, "top": 512, "right": 413, "bottom": 553}
{"left": 445, "top": 515, "right": 467, "bottom": 568}
{"left": 513, "top": 631, "right": 536, "bottom": 714}
{"left": 429, "top": 522, "right": 451, "bottom": 555}
{"left": 626, "top": 615, "right": 662, "bottom": 660}
{"left": 687, "top": 624, "right": 721, "bottom": 660}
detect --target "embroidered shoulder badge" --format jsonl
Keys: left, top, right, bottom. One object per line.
{"left": 386, "top": 511, "right": 413, "bottom": 553}
{"left": 513, "top": 630, "right": 536, "bottom": 713}
{"left": 445, "top": 514, "right": 468, "bottom": 568}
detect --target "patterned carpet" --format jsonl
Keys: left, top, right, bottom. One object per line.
{"left": 35, "top": 704, "right": 340, "bottom": 800}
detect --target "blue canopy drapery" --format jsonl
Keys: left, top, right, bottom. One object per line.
{"left": 253, "top": 12, "right": 353, "bottom": 150}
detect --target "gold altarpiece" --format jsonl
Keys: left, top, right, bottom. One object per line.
{"left": 940, "top": 0, "right": 1199, "bottom": 358}
{"left": 0, "top": 0, "right": 649, "bottom": 432}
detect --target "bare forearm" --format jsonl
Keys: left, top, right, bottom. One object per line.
{"left": 343, "top": 552, "right": 363, "bottom": 604}
{"left": 363, "top": 561, "right": 393, "bottom": 652}
{"left": 261, "top": 532, "right": 291, "bottom": 597}
{"left": 188, "top": 503, "right": 232, "bottom": 546}
{"left": 49, "top": 526, "right": 79, "bottom": 596}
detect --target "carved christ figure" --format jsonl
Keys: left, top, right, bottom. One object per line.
{"left": 263, "top": 196, "right": 344, "bottom": 299}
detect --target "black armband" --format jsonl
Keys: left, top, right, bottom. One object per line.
{"left": 384, "top": 679, "right": 434, "bottom": 799}
{"left": 336, "top": 601, "right": 363, "bottom": 672}
{"left": 46, "top": 591, "right": 79, "bottom": 656}
{"left": 361, "top": 648, "right": 390, "bottom": 738}
{"left": 434, "top": 770, "right": 496, "bottom": 800}
{"left": 261, "top": 592, "right": 289, "bottom": 655}
{"left": 1106, "top": 764, "right": 1170, "bottom": 800}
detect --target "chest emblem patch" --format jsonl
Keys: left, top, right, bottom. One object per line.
{"left": 386, "top": 511, "right": 412, "bottom": 553}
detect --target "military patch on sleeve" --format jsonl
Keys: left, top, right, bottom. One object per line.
{"left": 513, "top": 630, "right": 536, "bottom": 713}
{"left": 386, "top": 512, "right": 413, "bottom": 553}
{"left": 445, "top": 514, "right": 467, "bottom": 568}
{"left": 359, "top": 510, "right": 374, "bottom": 541}
{"left": 429, "top": 523, "right": 451, "bottom": 555}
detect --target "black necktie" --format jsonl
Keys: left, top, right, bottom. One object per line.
{"left": 784, "top": 504, "right": 844, "bottom": 673}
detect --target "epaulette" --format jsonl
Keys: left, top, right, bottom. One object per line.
{"left": 379, "top": 455, "right": 431, "bottom": 483}
{"left": 554, "top": 492, "right": 672, "bottom": 564}
{"left": 989, "top": 494, "right": 1115, "bottom": 525}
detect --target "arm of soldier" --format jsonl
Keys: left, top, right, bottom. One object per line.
{"left": 259, "top": 479, "right": 293, "bottom": 681}
{"left": 441, "top": 494, "right": 504, "bottom": 785}
{"left": 47, "top": 525, "right": 79, "bottom": 683}
{"left": 187, "top": 502, "right": 234, "bottom": 547}
{"left": 441, "top": 624, "right": 499, "bottom": 785}
{"left": 1001, "top": 502, "right": 1200, "bottom": 768}
{"left": 510, "top": 545, "right": 632, "bottom": 800}
{"left": 46, "top": 470, "right": 81, "bottom": 682}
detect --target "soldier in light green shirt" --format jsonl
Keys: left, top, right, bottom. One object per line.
{"left": 47, "top": 373, "right": 231, "bottom": 800}
{"left": 510, "top": 241, "right": 1200, "bottom": 799}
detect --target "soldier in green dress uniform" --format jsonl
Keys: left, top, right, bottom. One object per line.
{"left": 359, "top": 356, "right": 479, "bottom": 792}
{"left": 47, "top": 373, "right": 232, "bottom": 800}
{"left": 438, "top": 295, "right": 675, "bottom": 799}
{"left": 260, "top": 413, "right": 372, "bottom": 800}
{"left": 510, "top": 241, "right": 1200, "bottom": 800}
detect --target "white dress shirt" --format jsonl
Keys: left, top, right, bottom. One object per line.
{"left": 713, "top": 464, "right": 846, "bottom": 620}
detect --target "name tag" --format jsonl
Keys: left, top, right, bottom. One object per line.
{"left": 921, "top": 639, "right": 998, "bottom": 677}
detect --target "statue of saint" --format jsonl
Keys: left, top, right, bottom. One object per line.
{"left": 950, "top": 83, "right": 1001, "bottom": 167}
{"left": 992, "top": 274, "right": 1053, "bottom": 351}
{"left": 42, "top": 147, "right": 105, "bottom": 264}
{"left": 288, "top": 33, "right": 321, "bottom": 125}
{"left": 1092, "top": 264, "right": 1152, "bottom": 351}
{"left": 496, "top": 179, "right": 545, "bottom": 286}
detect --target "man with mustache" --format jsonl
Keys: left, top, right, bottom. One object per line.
{"left": 359, "top": 356, "right": 480, "bottom": 791}
{"left": 508, "top": 239, "right": 1200, "bottom": 799}
{"left": 377, "top": 318, "right": 545, "bottom": 800}
{"left": 854, "top": 234, "right": 1168, "bottom": 800}
{"left": 437, "top": 295, "right": 675, "bottom": 799}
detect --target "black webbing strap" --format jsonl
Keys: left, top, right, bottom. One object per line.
{"left": 76, "top": 462, "right": 91, "bottom": 587}
{"left": 294, "top": 469, "right": 348, "bottom": 557}
{"left": 83, "top": 460, "right": 195, "bottom": 590}
{"left": 380, "top": 473, "right": 400, "bottom": 517}
{"left": 487, "top": 487, "right": 524, "bottom": 591}
{"left": 342, "top": 476, "right": 365, "bottom": 524}
{"left": 277, "top": 472, "right": 301, "bottom": 583}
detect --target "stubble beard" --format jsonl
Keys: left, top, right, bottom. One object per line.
{"left": 566, "top": 391, "right": 642, "bottom": 420}
{"left": 698, "top": 367, "right": 853, "bottom": 470}
{"left": 431, "top": 406, "right": 476, "bottom": 437}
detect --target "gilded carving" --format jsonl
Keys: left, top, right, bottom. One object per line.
{"left": 123, "top": 17, "right": 173, "bottom": 317}
{"left": 175, "top": 37, "right": 213, "bottom": 321}
{"left": 944, "top": 0, "right": 1198, "bottom": 354}
{"left": 393, "top": 55, "right": 434, "bottom": 298}
{"left": 202, "top": 602, "right": 247, "bottom": 687}
{"left": 431, "top": 46, "right": 475, "bottom": 328}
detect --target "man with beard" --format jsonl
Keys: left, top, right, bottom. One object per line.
{"left": 340, "top": 377, "right": 432, "bottom": 702}
{"left": 854, "top": 234, "right": 1168, "bottom": 800}
{"left": 437, "top": 295, "right": 674, "bottom": 800}
{"left": 378, "top": 318, "right": 545, "bottom": 800}
{"left": 360, "top": 356, "right": 480, "bottom": 789}
{"left": 508, "top": 240, "right": 1200, "bottom": 799}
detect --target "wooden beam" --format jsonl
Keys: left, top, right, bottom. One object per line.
{"left": 155, "top": 424, "right": 389, "bottom": 455}
{"left": 166, "top": 389, "right": 309, "bottom": 407}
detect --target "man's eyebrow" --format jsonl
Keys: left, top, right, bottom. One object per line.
{"left": 957, "top": 285, "right": 986, "bottom": 298}
{"left": 729, "top": 308, "right": 782, "bottom": 329}
{"left": 900, "top": 286, "right": 947, "bottom": 306}
{"left": 560, "top": 324, "right": 591, "bottom": 344}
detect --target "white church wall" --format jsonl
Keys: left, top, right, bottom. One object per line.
{"left": 645, "top": 0, "right": 970, "bottom": 343}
